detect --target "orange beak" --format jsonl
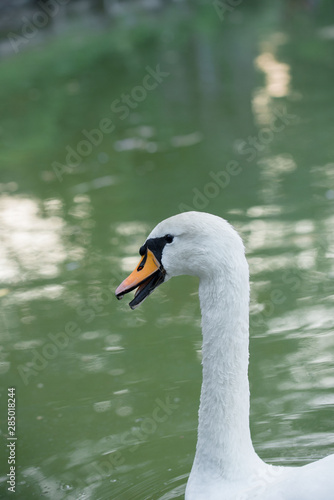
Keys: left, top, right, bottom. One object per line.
{"left": 115, "top": 249, "right": 165, "bottom": 309}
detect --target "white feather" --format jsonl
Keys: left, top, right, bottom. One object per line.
{"left": 147, "top": 212, "right": 334, "bottom": 500}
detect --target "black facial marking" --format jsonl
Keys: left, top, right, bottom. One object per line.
{"left": 140, "top": 235, "right": 174, "bottom": 263}
{"left": 139, "top": 242, "right": 147, "bottom": 256}
{"left": 116, "top": 235, "right": 173, "bottom": 309}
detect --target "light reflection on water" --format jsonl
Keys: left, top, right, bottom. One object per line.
{"left": 2, "top": 201, "right": 332, "bottom": 499}
{"left": 0, "top": 196, "right": 66, "bottom": 282}
{"left": 1, "top": 6, "right": 334, "bottom": 500}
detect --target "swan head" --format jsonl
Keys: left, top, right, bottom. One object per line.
{"left": 115, "top": 211, "right": 245, "bottom": 309}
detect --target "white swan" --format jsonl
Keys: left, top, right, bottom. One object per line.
{"left": 115, "top": 211, "right": 334, "bottom": 500}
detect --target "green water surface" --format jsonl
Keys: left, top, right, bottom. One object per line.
{"left": 0, "top": 3, "right": 334, "bottom": 499}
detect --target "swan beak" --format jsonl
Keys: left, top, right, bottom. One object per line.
{"left": 115, "top": 249, "right": 166, "bottom": 309}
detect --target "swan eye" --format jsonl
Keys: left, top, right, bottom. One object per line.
{"left": 164, "top": 234, "right": 174, "bottom": 244}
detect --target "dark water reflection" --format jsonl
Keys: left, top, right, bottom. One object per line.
{"left": 0, "top": 2, "right": 334, "bottom": 499}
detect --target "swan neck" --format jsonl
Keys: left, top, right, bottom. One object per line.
{"left": 193, "top": 266, "right": 258, "bottom": 479}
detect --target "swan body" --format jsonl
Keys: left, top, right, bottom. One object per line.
{"left": 115, "top": 211, "right": 334, "bottom": 499}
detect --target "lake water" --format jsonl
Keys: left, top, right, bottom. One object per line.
{"left": 0, "top": 2, "right": 334, "bottom": 499}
